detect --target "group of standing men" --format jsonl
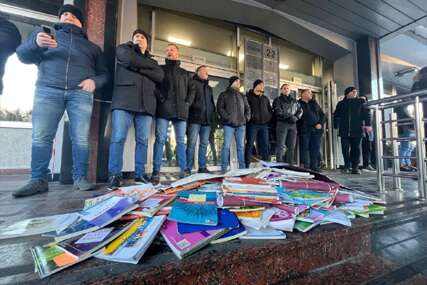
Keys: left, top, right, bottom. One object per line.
{"left": 4, "top": 4, "right": 377, "bottom": 198}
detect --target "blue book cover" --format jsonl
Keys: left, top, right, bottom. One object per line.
{"left": 177, "top": 209, "right": 239, "bottom": 234}
{"left": 168, "top": 191, "right": 218, "bottom": 226}
{"left": 211, "top": 220, "right": 246, "bottom": 244}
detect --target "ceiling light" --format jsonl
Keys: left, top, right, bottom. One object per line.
{"left": 167, "top": 36, "right": 191, "bottom": 47}
{"left": 280, "top": 64, "right": 289, "bottom": 70}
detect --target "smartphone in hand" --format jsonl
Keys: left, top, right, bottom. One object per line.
{"left": 41, "top": 25, "right": 55, "bottom": 40}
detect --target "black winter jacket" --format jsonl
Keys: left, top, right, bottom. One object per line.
{"left": 333, "top": 97, "right": 371, "bottom": 138}
{"left": 217, "top": 87, "right": 251, "bottom": 127}
{"left": 111, "top": 42, "right": 164, "bottom": 116}
{"left": 0, "top": 18, "right": 21, "bottom": 94}
{"left": 16, "top": 23, "right": 108, "bottom": 90}
{"left": 188, "top": 75, "right": 216, "bottom": 125}
{"left": 246, "top": 90, "right": 272, "bottom": 125}
{"left": 273, "top": 94, "right": 303, "bottom": 123}
{"left": 156, "top": 59, "right": 195, "bottom": 120}
{"left": 297, "top": 99, "right": 325, "bottom": 134}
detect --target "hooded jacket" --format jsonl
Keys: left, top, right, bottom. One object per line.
{"left": 333, "top": 97, "right": 371, "bottom": 138}
{"left": 156, "top": 59, "right": 195, "bottom": 120}
{"left": 188, "top": 74, "right": 216, "bottom": 125}
{"left": 111, "top": 41, "right": 164, "bottom": 116}
{"left": 16, "top": 23, "right": 108, "bottom": 90}
{"left": 246, "top": 89, "right": 272, "bottom": 125}
{"left": 217, "top": 87, "right": 251, "bottom": 127}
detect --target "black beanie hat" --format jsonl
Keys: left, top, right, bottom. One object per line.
{"left": 228, "top": 76, "right": 239, "bottom": 87}
{"left": 253, "top": 79, "right": 263, "bottom": 89}
{"left": 132, "top": 29, "right": 151, "bottom": 45}
{"left": 344, "top": 86, "right": 356, "bottom": 96}
{"left": 58, "top": 4, "right": 84, "bottom": 26}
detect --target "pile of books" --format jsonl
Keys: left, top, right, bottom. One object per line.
{"left": 0, "top": 166, "right": 386, "bottom": 279}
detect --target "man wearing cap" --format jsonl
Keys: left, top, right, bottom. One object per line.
{"left": 151, "top": 43, "right": 195, "bottom": 184}
{"left": 217, "top": 76, "right": 251, "bottom": 173}
{"left": 13, "top": 4, "right": 108, "bottom": 197}
{"left": 333, "top": 86, "right": 371, "bottom": 174}
{"left": 186, "top": 65, "right": 216, "bottom": 174}
{"left": 244, "top": 79, "right": 272, "bottom": 167}
{"left": 108, "top": 29, "right": 164, "bottom": 189}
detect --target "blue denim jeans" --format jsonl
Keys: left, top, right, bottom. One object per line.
{"left": 221, "top": 125, "right": 245, "bottom": 173}
{"left": 31, "top": 86, "right": 93, "bottom": 181}
{"left": 244, "top": 123, "right": 269, "bottom": 167}
{"left": 400, "top": 130, "right": 416, "bottom": 165}
{"left": 186, "top": 123, "right": 211, "bottom": 170}
{"left": 108, "top": 110, "right": 152, "bottom": 177}
{"left": 153, "top": 118, "right": 187, "bottom": 172}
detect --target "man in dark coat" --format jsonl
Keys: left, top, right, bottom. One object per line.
{"left": 186, "top": 65, "right": 216, "bottom": 173}
{"left": 333, "top": 87, "right": 371, "bottom": 174}
{"left": 0, "top": 17, "right": 21, "bottom": 95}
{"left": 297, "top": 89, "right": 325, "bottom": 172}
{"left": 13, "top": 4, "right": 108, "bottom": 197}
{"left": 273, "top": 83, "right": 303, "bottom": 164}
{"left": 244, "top": 79, "right": 272, "bottom": 167}
{"left": 108, "top": 29, "right": 164, "bottom": 189}
{"left": 151, "top": 43, "right": 195, "bottom": 183}
{"left": 217, "top": 76, "right": 251, "bottom": 173}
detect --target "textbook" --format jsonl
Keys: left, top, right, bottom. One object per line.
{"left": 84, "top": 184, "right": 157, "bottom": 209}
{"left": 210, "top": 219, "right": 246, "bottom": 244}
{"left": 132, "top": 194, "right": 176, "bottom": 217}
{"left": 177, "top": 209, "right": 239, "bottom": 234}
{"left": 240, "top": 226, "right": 286, "bottom": 240}
{"left": 53, "top": 197, "right": 137, "bottom": 242}
{"left": 96, "top": 215, "right": 166, "bottom": 264}
{"left": 160, "top": 219, "right": 227, "bottom": 259}
{"left": 31, "top": 220, "right": 133, "bottom": 278}
{"left": 168, "top": 191, "right": 218, "bottom": 226}
{"left": 294, "top": 220, "right": 320, "bottom": 233}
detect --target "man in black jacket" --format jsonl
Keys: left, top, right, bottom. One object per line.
{"left": 244, "top": 79, "right": 272, "bottom": 167}
{"left": 13, "top": 4, "right": 108, "bottom": 197}
{"left": 108, "top": 29, "right": 164, "bottom": 189}
{"left": 152, "top": 43, "right": 195, "bottom": 183}
{"left": 333, "top": 87, "right": 371, "bottom": 174}
{"left": 186, "top": 65, "right": 216, "bottom": 173}
{"left": 273, "top": 83, "right": 303, "bottom": 164}
{"left": 298, "top": 89, "right": 325, "bottom": 172}
{"left": 217, "top": 76, "right": 251, "bottom": 173}
{"left": 0, "top": 17, "right": 21, "bottom": 95}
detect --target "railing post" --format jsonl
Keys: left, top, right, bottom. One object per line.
{"left": 389, "top": 112, "right": 402, "bottom": 191}
{"left": 375, "top": 106, "right": 385, "bottom": 193}
{"left": 413, "top": 96, "right": 427, "bottom": 199}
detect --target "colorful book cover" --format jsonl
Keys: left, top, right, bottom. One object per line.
{"left": 96, "top": 215, "right": 166, "bottom": 264}
{"left": 133, "top": 194, "right": 175, "bottom": 217}
{"left": 211, "top": 220, "right": 246, "bottom": 244}
{"left": 168, "top": 191, "right": 218, "bottom": 226}
{"left": 294, "top": 220, "right": 320, "bottom": 232}
{"left": 177, "top": 209, "right": 239, "bottom": 234}
{"left": 160, "top": 220, "right": 226, "bottom": 259}
{"left": 32, "top": 221, "right": 132, "bottom": 279}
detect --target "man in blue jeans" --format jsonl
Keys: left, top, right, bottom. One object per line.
{"left": 152, "top": 43, "right": 195, "bottom": 184}
{"left": 13, "top": 4, "right": 108, "bottom": 197}
{"left": 108, "top": 29, "right": 164, "bottom": 189}
{"left": 217, "top": 76, "right": 251, "bottom": 173}
{"left": 186, "top": 65, "right": 216, "bottom": 173}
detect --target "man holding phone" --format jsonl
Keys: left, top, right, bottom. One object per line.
{"left": 13, "top": 4, "right": 108, "bottom": 197}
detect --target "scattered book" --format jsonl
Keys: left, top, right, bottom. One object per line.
{"left": 240, "top": 226, "right": 286, "bottom": 240}
{"left": 160, "top": 220, "right": 227, "bottom": 259}
{"left": 96, "top": 215, "right": 166, "bottom": 264}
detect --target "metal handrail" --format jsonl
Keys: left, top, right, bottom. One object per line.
{"left": 365, "top": 90, "right": 427, "bottom": 107}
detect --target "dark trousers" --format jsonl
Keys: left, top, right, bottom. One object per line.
{"left": 276, "top": 121, "right": 297, "bottom": 164}
{"left": 245, "top": 123, "right": 269, "bottom": 167}
{"left": 362, "top": 138, "right": 375, "bottom": 167}
{"left": 299, "top": 130, "right": 322, "bottom": 171}
{"left": 341, "top": 137, "right": 362, "bottom": 169}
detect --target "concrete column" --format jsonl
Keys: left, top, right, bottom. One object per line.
{"left": 356, "top": 36, "right": 383, "bottom": 100}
